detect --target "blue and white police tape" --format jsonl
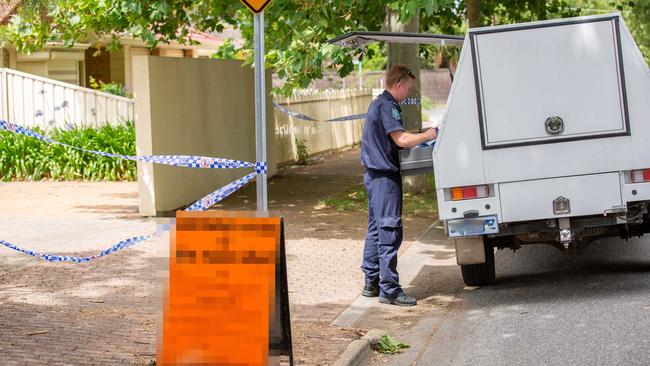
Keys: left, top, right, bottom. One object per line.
{"left": 272, "top": 102, "right": 366, "bottom": 122}
{"left": 0, "top": 120, "right": 268, "bottom": 262}
{"left": 272, "top": 97, "right": 421, "bottom": 122}
{"left": 0, "top": 234, "right": 154, "bottom": 263}
{"left": 0, "top": 120, "right": 264, "bottom": 171}
{"left": 401, "top": 98, "right": 421, "bottom": 105}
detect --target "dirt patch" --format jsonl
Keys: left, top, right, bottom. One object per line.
{"left": 291, "top": 321, "right": 366, "bottom": 365}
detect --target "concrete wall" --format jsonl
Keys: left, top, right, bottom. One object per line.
{"left": 133, "top": 56, "right": 275, "bottom": 216}
{"left": 274, "top": 89, "right": 370, "bottom": 165}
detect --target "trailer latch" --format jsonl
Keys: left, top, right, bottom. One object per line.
{"left": 553, "top": 196, "right": 571, "bottom": 215}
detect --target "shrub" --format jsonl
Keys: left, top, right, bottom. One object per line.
{"left": 0, "top": 122, "right": 137, "bottom": 181}
{"left": 88, "top": 76, "right": 130, "bottom": 98}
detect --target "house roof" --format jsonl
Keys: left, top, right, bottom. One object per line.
{"left": 0, "top": 0, "right": 21, "bottom": 25}
{"left": 186, "top": 26, "right": 245, "bottom": 48}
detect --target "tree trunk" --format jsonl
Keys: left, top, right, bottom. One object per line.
{"left": 385, "top": 8, "right": 421, "bottom": 131}
{"left": 385, "top": 8, "right": 430, "bottom": 193}
{"left": 466, "top": 0, "right": 482, "bottom": 28}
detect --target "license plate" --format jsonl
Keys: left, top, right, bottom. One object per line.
{"left": 448, "top": 216, "right": 499, "bottom": 237}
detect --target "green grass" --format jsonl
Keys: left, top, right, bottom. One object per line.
{"left": 0, "top": 122, "right": 137, "bottom": 181}
{"left": 318, "top": 175, "right": 438, "bottom": 217}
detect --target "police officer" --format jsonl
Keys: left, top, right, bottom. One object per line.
{"left": 360, "top": 64, "right": 438, "bottom": 307}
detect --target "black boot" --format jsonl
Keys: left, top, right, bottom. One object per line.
{"left": 361, "top": 281, "right": 380, "bottom": 297}
{"left": 379, "top": 292, "right": 417, "bottom": 307}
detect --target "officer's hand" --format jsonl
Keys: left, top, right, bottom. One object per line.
{"left": 423, "top": 127, "right": 438, "bottom": 141}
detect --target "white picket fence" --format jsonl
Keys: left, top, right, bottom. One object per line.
{"left": 0, "top": 68, "right": 134, "bottom": 129}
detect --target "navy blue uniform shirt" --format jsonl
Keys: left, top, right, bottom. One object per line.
{"left": 361, "top": 90, "right": 406, "bottom": 173}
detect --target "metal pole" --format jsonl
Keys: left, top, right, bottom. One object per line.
{"left": 358, "top": 60, "right": 362, "bottom": 89}
{"left": 254, "top": 12, "right": 268, "bottom": 211}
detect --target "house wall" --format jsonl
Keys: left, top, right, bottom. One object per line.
{"left": 16, "top": 61, "right": 47, "bottom": 77}
{"left": 158, "top": 49, "right": 184, "bottom": 58}
{"left": 125, "top": 46, "right": 151, "bottom": 91}
{"left": 109, "top": 49, "right": 126, "bottom": 86}
{"left": 48, "top": 60, "right": 80, "bottom": 85}
{"left": 132, "top": 56, "right": 276, "bottom": 216}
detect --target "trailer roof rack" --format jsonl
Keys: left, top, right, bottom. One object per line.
{"left": 328, "top": 31, "right": 464, "bottom": 49}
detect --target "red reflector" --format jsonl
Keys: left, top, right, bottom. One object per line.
{"left": 462, "top": 186, "right": 477, "bottom": 198}
{"left": 632, "top": 169, "right": 650, "bottom": 183}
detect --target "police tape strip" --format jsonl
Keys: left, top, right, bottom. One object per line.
{"left": 0, "top": 120, "right": 268, "bottom": 263}
{"left": 0, "top": 120, "right": 264, "bottom": 171}
{"left": 272, "top": 98, "right": 421, "bottom": 122}
{"left": 0, "top": 234, "right": 155, "bottom": 263}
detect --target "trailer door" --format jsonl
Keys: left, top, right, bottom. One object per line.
{"left": 470, "top": 15, "right": 629, "bottom": 150}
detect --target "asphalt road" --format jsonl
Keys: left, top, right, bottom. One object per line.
{"left": 370, "top": 236, "right": 650, "bottom": 365}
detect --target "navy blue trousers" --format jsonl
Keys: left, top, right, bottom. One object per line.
{"left": 361, "top": 170, "right": 403, "bottom": 299}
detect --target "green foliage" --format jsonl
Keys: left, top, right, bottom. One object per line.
{"left": 0, "top": 0, "right": 454, "bottom": 97}
{"left": 319, "top": 175, "right": 437, "bottom": 216}
{"left": 295, "top": 138, "right": 309, "bottom": 165}
{"left": 0, "top": 122, "right": 136, "bottom": 181}
{"left": 4, "top": 0, "right": 649, "bottom": 96}
{"left": 212, "top": 39, "right": 244, "bottom": 60}
{"left": 376, "top": 335, "right": 410, "bottom": 354}
{"left": 361, "top": 43, "right": 387, "bottom": 71}
{"left": 619, "top": 1, "right": 650, "bottom": 64}
{"left": 88, "top": 76, "right": 129, "bottom": 97}
{"left": 421, "top": 95, "right": 435, "bottom": 111}
{"left": 320, "top": 184, "right": 368, "bottom": 212}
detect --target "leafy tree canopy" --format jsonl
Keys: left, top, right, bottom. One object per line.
{"left": 0, "top": 0, "right": 647, "bottom": 94}
{"left": 0, "top": 0, "right": 454, "bottom": 94}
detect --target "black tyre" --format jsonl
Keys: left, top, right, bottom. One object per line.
{"left": 460, "top": 237, "right": 496, "bottom": 286}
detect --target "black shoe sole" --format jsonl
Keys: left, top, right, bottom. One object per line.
{"left": 378, "top": 297, "right": 417, "bottom": 307}
{"left": 362, "top": 290, "right": 379, "bottom": 297}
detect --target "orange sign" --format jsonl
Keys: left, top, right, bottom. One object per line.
{"left": 240, "top": 0, "right": 274, "bottom": 13}
{"left": 161, "top": 211, "right": 292, "bottom": 365}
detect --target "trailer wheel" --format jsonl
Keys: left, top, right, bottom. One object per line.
{"left": 460, "top": 237, "right": 496, "bottom": 286}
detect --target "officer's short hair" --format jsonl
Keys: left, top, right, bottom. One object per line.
{"left": 386, "top": 64, "right": 415, "bottom": 88}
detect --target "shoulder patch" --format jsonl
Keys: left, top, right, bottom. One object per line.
{"left": 391, "top": 108, "right": 402, "bottom": 121}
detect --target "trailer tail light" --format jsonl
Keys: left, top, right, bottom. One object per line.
{"left": 450, "top": 185, "right": 489, "bottom": 201}
{"left": 631, "top": 169, "right": 650, "bottom": 183}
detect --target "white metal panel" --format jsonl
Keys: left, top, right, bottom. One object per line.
{"left": 618, "top": 21, "right": 650, "bottom": 173}
{"left": 435, "top": 14, "right": 647, "bottom": 187}
{"left": 622, "top": 182, "right": 650, "bottom": 203}
{"left": 482, "top": 135, "right": 633, "bottom": 183}
{"left": 498, "top": 173, "right": 622, "bottom": 222}
{"left": 433, "top": 34, "right": 487, "bottom": 189}
{"left": 473, "top": 18, "right": 626, "bottom": 147}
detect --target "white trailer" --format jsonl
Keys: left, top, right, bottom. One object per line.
{"left": 331, "top": 13, "right": 650, "bottom": 286}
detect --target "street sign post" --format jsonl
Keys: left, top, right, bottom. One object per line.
{"left": 241, "top": 0, "right": 273, "bottom": 211}
{"left": 239, "top": 0, "right": 274, "bottom": 13}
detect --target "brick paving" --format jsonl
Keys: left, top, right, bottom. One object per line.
{"left": 0, "top": 149, "right": 433, "bottom": 365}
{"left": 0, "top": 182, "right": 158, "bottom": 365}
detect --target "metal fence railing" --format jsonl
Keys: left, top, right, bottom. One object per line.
{"left": 0, "top": 68, "right": 134, "bottom": 129}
